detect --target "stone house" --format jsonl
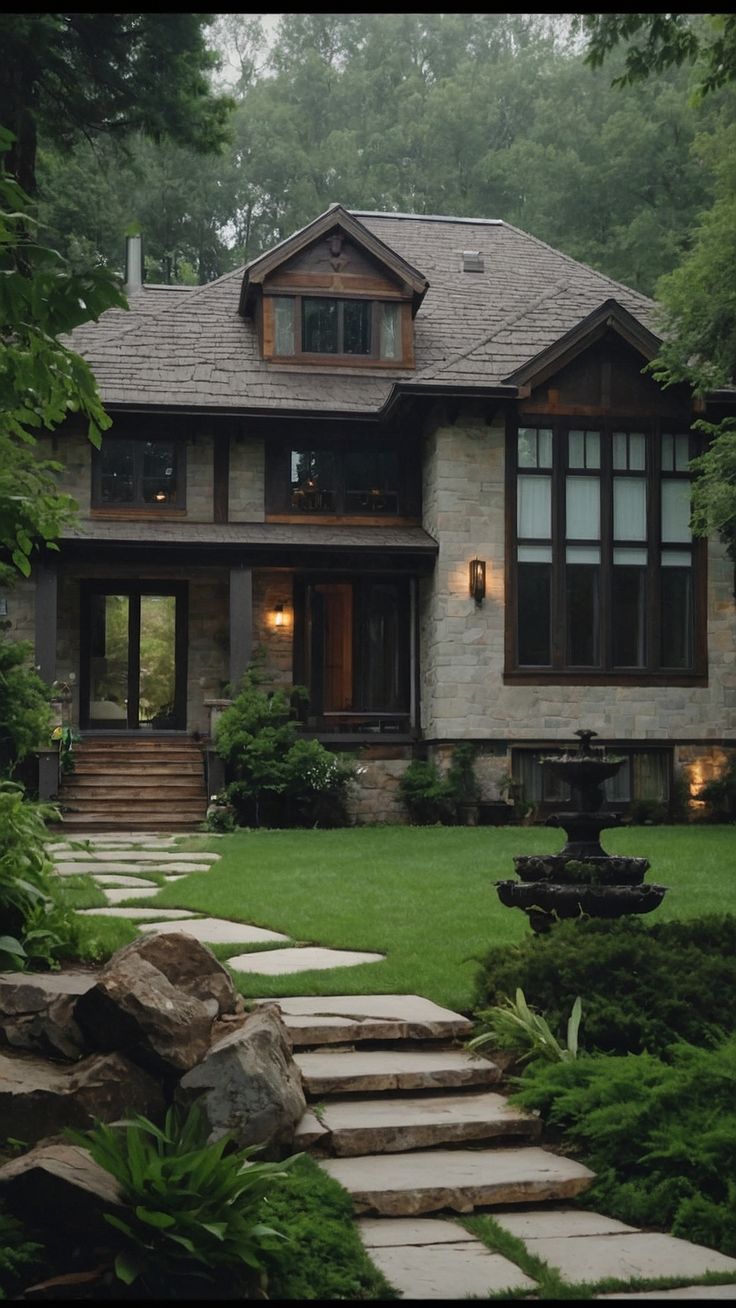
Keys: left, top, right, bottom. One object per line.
{"left": 7, "top": 204, "right": 735, "bottom": 827}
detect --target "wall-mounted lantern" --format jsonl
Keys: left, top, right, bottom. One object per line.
{"left": 274, "top": 603, "right": 286, "bottom": 628}
{"left": 469, "top": 558, "right": 486, "bottom": 604}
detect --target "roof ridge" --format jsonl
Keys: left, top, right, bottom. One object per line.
{"left": 352, "top": 209, "right": 503, "bottom": 226}
{"left": 415, "top": 275, "right": 571, "bottom": 383}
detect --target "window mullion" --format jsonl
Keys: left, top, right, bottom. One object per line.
{"left": 646, "top": 425, "right": 660, "bottom": 672}
{"left": 600, "top": 425, "right": 613, "bottom": 671}
{"left": 551, "top": 426, "right": 565, "bottom": 669}
{"left": 134, "top": 442, "right": 144, "bottom": 508}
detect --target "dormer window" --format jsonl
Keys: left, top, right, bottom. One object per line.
{"left": 271, "top": 294, "right": 403, "bottom": 362}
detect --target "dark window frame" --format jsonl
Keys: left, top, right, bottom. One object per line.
{"left": 292, "top": 573, "right": 412, "bottom": 729}
{"left": 269, "top": 292, "right": 405, "bottom": 363}
{"left": 505, "top": 414, "right": 707, "bottom": 685}
{"left": 266, "top": 439, "right": 421, "bottom": 519}
{"left": 92, "top": 437, "right": 187, "bottom": 511}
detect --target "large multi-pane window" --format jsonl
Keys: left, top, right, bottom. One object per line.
{"left": 512, "top": 421, "right": 701, "bottom": 677}
{"left": 271, "top": 295, "right": 403, "bottom": 360}
{"left": 93, "top": 439, "right": 183, "bottom": 509}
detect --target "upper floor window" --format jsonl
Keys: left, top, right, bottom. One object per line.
{"left": 509, "top": 419, "right": 704, "bottom": 681}
{"left": 267, "top": 440, "right": 420, "bottom": 519}
{"left": 270, "top": 295, "right": 403, "bottom": 362}
{"left": 92, "top": 438, "right": 185, "bottom": 510}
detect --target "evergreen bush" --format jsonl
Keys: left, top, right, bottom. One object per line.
{"left": 472, "top": 915, "right": 736, "bottom": 1057}
{"left": 0, "top": 631, "right": 52, "bottom": 777}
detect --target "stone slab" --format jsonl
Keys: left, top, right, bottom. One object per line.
{"left": 0, "top": 970, "right": 97, "bottom": 997}
{"left": 251, "top": 994, "right": 473, "bottom": 1044}
{"left": 91, "top": 875, "right": 158, "bottom": 888}
{"left": 295, "top": 1049, "right": 500, "bottom": 1095}
{"left": 365, "top": 1240, "right": 536, "bottom": 1299}
{"left": 358, "top": 1218, "right": 477, "bottom": 1248}
{"left": 137, "top": 918, "right": 291, "bottom": 945}
{"left": 77, "top": 908, "right": 199, "bottom": 920}
{"left": 294, "top": 1109, "right": 329, "bottom": 1148}
{"left": 307, "top": 1090, "right": 539, "bottom": 1155}
{"left": 58, "top": 851, "right": 220, "bottom": 863}
{"left": 495, "top": 1209, "right": 638, "bottom": 1239}
{"left": 598, "top": 1289, "right": 736, "bottom": 1300}
{"left": 56, "top": 862, "right": 166, "bottom": 876}
{"left": 228, "top": 947, "right": 385, "bottom": 975}
{"left": 522, "top": 1233, "right": 736, "bottom": 1285}
{"left": 103, "top": 886, "right": 162, "bottom": 904}
{"left": 318, "top": 1147, "right": 594, "bottom": 1216}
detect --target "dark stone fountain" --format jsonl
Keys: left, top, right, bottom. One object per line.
{"left": 496, "top": 729, "right": 667, "bottom": 933}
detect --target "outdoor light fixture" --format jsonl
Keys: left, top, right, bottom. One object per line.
{"left": 469, "top": 558, "right": 486, "bottom": 604}
{"left": 274, "top": 604, "right": 285, "bottom": 628}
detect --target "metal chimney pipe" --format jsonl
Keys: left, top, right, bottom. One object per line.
{"left": 124, "top": 234, "right": 143, "bottom": 295}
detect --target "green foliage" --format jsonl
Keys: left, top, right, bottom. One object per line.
{"left": 0, "top": 126, "right": 125, "bottom": 585}
{"left": 68, "top": 1103, "right": 300, "bottom": 1299}
{"left": 261, "top": 1154, "right": 398, "bottom": 1301}
{"left": 214, "top": 664, "right": 356, "bottom": 827}
{"left": 512, "top": 1036, "right": 736, "bottom": 1255}
{"left": 468, "top": 988, "right": 582, "bottom": 1066}
{"left": 0, "top": 780, "right": 79, "bottom": 970}
{"left": 0, "top": 632, "right": 52, "bottom": 776}
{"left": 399, "top": 759, "right": 457, "bottom": 826}
{"left": 699, "top": 755, "right": 736, "bottom": 819}
{"left": 580, "top": 14, "right": 736, "bottom": 98}
{"left": 473, "top": 915, "right": 736, "bottom": 1057}
{"left": 0, "top": 1206, "right": 44, "bottom": 1300}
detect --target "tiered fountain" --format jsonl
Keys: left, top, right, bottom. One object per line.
{"left": 496, "top": 729, "right": 667, "bottom": 933}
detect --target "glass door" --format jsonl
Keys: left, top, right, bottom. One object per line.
{"left": 81, "top": 583, "right": 187, "bottom": 730}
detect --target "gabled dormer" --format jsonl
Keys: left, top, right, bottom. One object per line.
{"left": 239, "top": 204, "right": 429, "bottom": 369}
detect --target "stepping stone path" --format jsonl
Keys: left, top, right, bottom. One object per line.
{"left": 53, "top": 837, "right": 736, "bottom": 1299}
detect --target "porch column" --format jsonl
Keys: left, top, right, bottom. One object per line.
{"left": 229, "top": 566, "right": 253, "bottom": 692}
{"left": 35, "top": 561, "right": 58, "bottom": 686}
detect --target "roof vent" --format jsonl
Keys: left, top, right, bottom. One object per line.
{"left": 461, "top": 250, "right": 485, "bottom": 273}
{"left": 124, "top": 234, "right": 144, "bottom": 295}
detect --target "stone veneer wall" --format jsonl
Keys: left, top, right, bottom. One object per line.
{"left": 252, "top": 571, "right": 294, "bottom": 688}
{"left": 418, "top": 407, "right": 736, "bottom": 808}
{"left": 229, "top": 437, "right": 265, "bottom": 521}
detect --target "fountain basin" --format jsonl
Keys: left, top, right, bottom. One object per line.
{"left": 513, "top": 854, "right": 650, "bottom": 886}
{"left": 496, "top": 879, "right": 667, "bottom": 921}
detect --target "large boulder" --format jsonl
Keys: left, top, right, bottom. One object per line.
{"left": 176, "top": 1005, "right": 306, "bottom": 1157}
{"left": 0, "top": 1143, "right": 125, "bottom": 1236}
{"left": 0, "top": 1049, "right": 164, "bottom": 1145}
{"left": 0, "top": 972, "right": 94, "bottom": 1062}
{"left": 110, "top": 932, "right": 244, "bottom": 1018}
{"left": 73, "top": 954, "right": 215, "bottom": 1075}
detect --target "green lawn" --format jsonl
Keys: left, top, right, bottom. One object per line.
{"left": 124, "top": 824, "right": 736, "bottom": 1015}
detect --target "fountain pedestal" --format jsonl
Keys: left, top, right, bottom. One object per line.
{"left": 496, "top": 729, "right": 667, "bottom": 933}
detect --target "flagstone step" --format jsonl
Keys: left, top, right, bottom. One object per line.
{"left": 294, "top": 1048, "right": 500, "bottom": 1096}
{"left": 358, "top": 1218, "right": 537, "bottom": 1299}
{"left": 252, "top": 994, "right": 473, "bottom": 1047}
{"left": 296, "top": 1089, "right": 541, "bottom": 1155}
{"left": 53, "top": 850, "right": 220, "bottom": 863}
{"left": 77, "top": 907, "right": 199, "bottom": 920}
{"left": 55, "top": 861, "right": 213, "bottom": 876}
{"left": 136, "top": 917, "right": 291, "bottom": 945}
{"left": 318, "top": 1146, "right": 595, "bottom": 1216}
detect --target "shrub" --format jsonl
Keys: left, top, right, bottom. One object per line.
{"left": 0, "top": 781, "right": 80, "bottom": 970}
{"left": 0, "top": 631, "right": 52, "bottom": 777}
{"left": 472, "top": 915, "right": 736, "bottom": 1057}
{"left": 214, "top": 665, "right": 355, "bottom": 827}
{"left": 68, "top": 1104, "right": 300, "bottom": 1299}
{"left": 262, "top": 1155, "right": 398, "bottom": 1301}
{"left": 699, "top": 755, "right": 736, "bottom": 820}
{"left": 511, "top": 1036, "right": 736, "bottom": 1256}
{"left": 399, "top": 744, "right": 482, "bottom": 825}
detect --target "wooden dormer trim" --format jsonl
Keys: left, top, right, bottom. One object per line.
{"left": 240, "top": 204, "right": 429, "bottom": 318}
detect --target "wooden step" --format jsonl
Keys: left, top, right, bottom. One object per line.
{"left": 297, "top": 1090, "right": 542, "bottom": 1156}
{"left": 294, "top": 1049, "right": 500, "bottom": 1096}
{"left": 318, "top": 1147, "right": 595, "bottom": 1217}
{"left": 54, "top": 816, "right": 203, "bottom": 832}
{"left": 60, "top": 785, "right": 205, "bottom": 801}
{"left": 70, "top": 765, "right": 204, "bottom": 779}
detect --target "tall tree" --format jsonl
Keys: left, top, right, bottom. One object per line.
{"left": 579, "top": 13, "right": 736, "bottom": 97}
{"left": 0, "top": 13, "right": 232, "bottom": 194}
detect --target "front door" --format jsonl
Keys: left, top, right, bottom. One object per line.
{"left": 80, "top": 583, "right": 188, "bottom": 730}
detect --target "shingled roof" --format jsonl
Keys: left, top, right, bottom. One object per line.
{"left": 68, "top": 209, "right": 661, "bottom": 416}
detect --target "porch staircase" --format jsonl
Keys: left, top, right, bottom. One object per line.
{"left": 54, "top": 737, "right": 209, "bottom": 833}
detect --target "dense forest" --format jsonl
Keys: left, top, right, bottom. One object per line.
{"left": 34, "top": 12, "right": 736, "bottom": 297}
